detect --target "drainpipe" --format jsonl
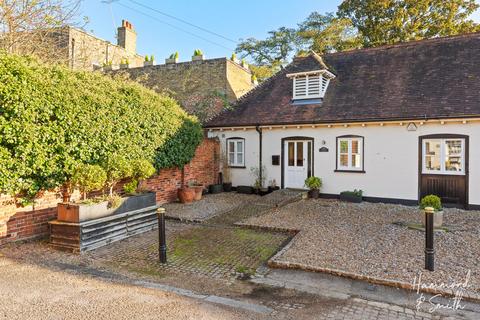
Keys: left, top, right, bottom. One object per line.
{"left": 255, "top": 125, "right": 263, "bottom": 187}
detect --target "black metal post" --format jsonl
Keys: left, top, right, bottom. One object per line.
{"left": 157, "top": 207, "right": 167, "bottom": 263}
{"left": 425, "top": 207, "right": 434, "bottom": 271}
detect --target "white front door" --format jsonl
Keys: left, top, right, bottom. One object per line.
{"left": 284, "top": 140, "right": 308, "bottom": 189}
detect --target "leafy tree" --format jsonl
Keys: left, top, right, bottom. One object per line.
{"left": 298, "top": 12, "right": 361, "bottom": 54}
{"left": 0, "top": 0, "right": 87, "bottom": 64}
{"left": 71, "top": 164, "right": 107, "bottom": 200}
{"left": 102, "top": 155, "right": 133, "bottom": 197}
{"left": 236, "top": 27, "right": 303, "bottom": 67}
{"left": 248, "top": 64, "right": 278, "bottom": 83}
{"left": 338, "top": 0, "right": 480, "bottom": 47}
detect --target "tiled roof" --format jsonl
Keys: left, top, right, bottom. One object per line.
{"left": 206, "top": 32, "right": 480, "bottom": 127}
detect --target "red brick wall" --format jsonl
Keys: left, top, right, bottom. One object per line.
{"left": 0, "top": 138, "right": 219, "bottom": 245}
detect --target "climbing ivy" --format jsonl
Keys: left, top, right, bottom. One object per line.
{"left": 0, "top": 53, "right": 203, "bottom": 198}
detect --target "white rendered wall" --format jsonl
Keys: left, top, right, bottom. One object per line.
{"left": 208, "top": 122, "right": 480, "bottom": 206}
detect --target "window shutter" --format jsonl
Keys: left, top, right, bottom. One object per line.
{"left": 307, "top": 75, "right": 320, "bottom": 97}
{"left": 294, "top": 76, "right": 307, "bottom": 99}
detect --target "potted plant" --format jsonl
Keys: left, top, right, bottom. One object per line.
{"left": 268, "top": 179, "right": 280, "bottom": 193}
{"left": 241, "top": 58, "right": 248, "bottom": 69}
{"left": 165, "top": 52, "right": 178, "bottom": 64}
{"left": 119, "top": 58, "right": 129, "bottom": 69}
{"left": 144, "top": 55, "right": 155, "bottom": 66}
{"left": 221, "top": 153, "right": 232, "bottom": 192}
{"left": 188, "top": 180, "right": 204, "bottom": 201}
{"left": 252, "top": 74, "right": 258, "bottom": 85}
{"left": 305, "top": 176, "right": 322, "bottom": 199}
{"left": 102, "top": 60, "right": 113, "bottom": 71}
{"left": 192, "top": 49, "right": 204, "bottom": 61}
{"left": 340, "top": 189, "right": 363, "bottom": 203}
{"left": 208, "top": 183, "right": 223, "bottom": 194}
{"left": 230, "top": 53, "right": 239, "bottom": 63}
{"left": 420, "top": 195, "right": 444, "bottom": 228}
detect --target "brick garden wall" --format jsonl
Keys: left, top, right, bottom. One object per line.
{"left": 0, "top": 138, "right": 219, "bottom": 246}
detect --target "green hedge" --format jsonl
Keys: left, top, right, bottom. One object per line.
{"left": 0, "top": 53, "right": 203, "bottom": 198}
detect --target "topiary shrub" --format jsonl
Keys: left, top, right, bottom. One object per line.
{"left": 193, "top": 49, "right": 203, "bottom": 56}
{"left": 123, "top": 180, "right": 138, "bottom": 195}
{"left": 71, "top": 164, "right": 107, "bottom": 200}
{"left": 420, "top": 194, "right": 442, "bottom": 211}
{"left": 103, "top": 155, "right": 133, "bottom": 197}
{"left": 305, "top": 176, "right": 322, "bottom": 190}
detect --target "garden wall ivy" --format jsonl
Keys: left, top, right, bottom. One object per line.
{"left": 0, "top": 53, "right": 203, "bottom": 198}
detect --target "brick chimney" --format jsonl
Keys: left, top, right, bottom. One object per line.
{"left": 117, "top": 20, "right": 137, "bottom": 54}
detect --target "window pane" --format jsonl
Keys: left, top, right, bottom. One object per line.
{"left": 236, "top": 141, "right": 243, "bottom": 153}
{"left": 340, "top": 154, "right": 348, "bottom": 167}
{"left": 237, "top": 153, "right": 243, "bottom": 165}
{"left": 296, "top": 142, "right": 304, "bottom": 166}
{"left": 340, "top": 140, "right": 348, "bottom": 154}
{"left": 351, "top": 140, "right": 359, "bottom": 154}
{"left": 228, "top": 141, "right": 235, "bottom": 153}
{"left": 445, "top": 140, "right": 462, "bottom": 172}
{"left": 288, "top": 142, "right": 294, "bottom": 166}
{"left": 228, "top": 152, "right": 235, "bottom": 165}
{"left": 352, "top": 154, "right": 361, "bottom": 168}
{"left": 425, "top": 140, "right": 441, "bottom": 171}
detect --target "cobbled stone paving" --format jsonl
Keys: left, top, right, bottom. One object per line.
{"left": 307, "top": 298, "right": 440, "bottom": 320}
{"left": 89, "top": 221, "right": 290, "bottom": 281}
{"left": 88, "top": 190, "right": 303, "bottom": 282}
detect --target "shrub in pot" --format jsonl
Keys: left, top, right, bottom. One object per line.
{"left": 250, "top": 165, "right": 266, "bottom": 194}
{"left": 305, "top": 176, "right": 322, "bottom": 199}
{"left": 420, "top": 194, "right": 443, "bottom": 228}
{"left": 188, "top": 180, "right": 204, "bottom": 201}
{"left": 340, "top": 189, "right": 363, "bottom": 203}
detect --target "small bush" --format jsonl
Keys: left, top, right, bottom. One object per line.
{"left": 420, "top": 194, "right": 442, "bottom": 211}
{"left": 340, "top": 189, "right": 363, "bottom": 197}
{"left": 305, "top": 176, "right": 322, "bottom": 190}
{"left": 71, "top": 164, "right": 107, "bottom": 200}
{"left": 123, "top": 180, "right": 138, "bottom": 195}
{"left": 103, "top": 155, "right": 133, "bottom": 196}
{"left": 169, "top": 52, "right": 178, "bottom": 60}
{"left": 193, "top": 49, "right": 203, "bottom": 56}
{"left": 132, "top": 159, "right": 156, "bottom": 181}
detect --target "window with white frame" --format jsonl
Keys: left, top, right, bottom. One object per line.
{"left": 336, "top": 136, "right": 364, "bottom": 171}
{"left": 288, "top": 70, "right": 335, "bottom": 100}
{"left": 422, "top": 138, "right": 465, "bottom": 175}
{"left": 227, "top": 138, "right": 245, "bottom": 167}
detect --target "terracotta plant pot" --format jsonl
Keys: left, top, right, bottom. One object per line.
{"left": 178, "top": 187, "right": 195, "bottom": 204}
{"left": 190, "top": 185, "right": 204, "bottom": 201}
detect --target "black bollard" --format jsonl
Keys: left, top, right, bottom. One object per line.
{"left": 157, "top": 207, "right": 167, "bottom": 263}
{"left": 424, "top": 207, "right": 434, "bottom": 271}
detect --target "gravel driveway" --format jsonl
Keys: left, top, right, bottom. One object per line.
{"left": 164, "top": 193, "right": 259, "bottom": 221}
{"left": 240, "top": 199, "right": 480, "bottom": 297}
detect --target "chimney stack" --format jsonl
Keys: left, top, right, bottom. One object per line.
{"left": 117, "top": 19, "right": 137, "bottom": 54}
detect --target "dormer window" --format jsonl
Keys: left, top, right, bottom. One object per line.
{"left": 287, "top": 70, "right": 335, "bottom": 100}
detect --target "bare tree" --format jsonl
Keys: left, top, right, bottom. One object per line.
{"left": 0, "top": 0, "right": 85, "bottom": 63}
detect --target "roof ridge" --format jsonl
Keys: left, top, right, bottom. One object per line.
{"left": 325, "top": 31, "right": 480, "bottom": 57}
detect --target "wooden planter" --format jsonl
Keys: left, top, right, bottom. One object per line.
{"left": 50, "top": 192, "right": 158, "bottom": 252}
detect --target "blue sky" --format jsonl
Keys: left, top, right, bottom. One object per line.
{"left": 81, "top": 0, "right": 480, "bottom": 62}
